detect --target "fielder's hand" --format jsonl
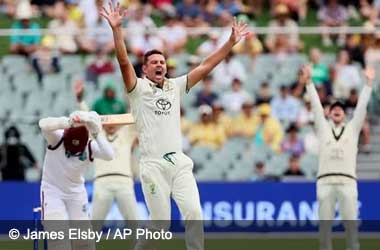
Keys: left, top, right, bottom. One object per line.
{"left": 363, "top": 66, "right": 376, "bottom": 87}
{"left": 74, "top": 80, "right": 85, "bottom": 102}
{"left": 100, "top": 1, "right": 127, "bottom": 30}
{"left": 299, "top": 65, "right": 312, "bottom": 85}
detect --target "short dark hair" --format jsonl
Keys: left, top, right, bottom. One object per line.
{"left": 143, "top": 50, "right": 165, "bottom": 65}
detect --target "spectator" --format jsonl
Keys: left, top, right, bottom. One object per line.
{"left": 344, "top": 34, "right": 365, "bottom": 68}
{"left": 265, "top": 4, "right": 301, "bottom": 53}
{"left": 218, "top": 0, "right": 242, "bottom": 16}
{"left": 255, "top": 82, "right": 273, "bottom": 105}
{"left": 176, "top": 0, "right": 202, "bottom": 27}
{"left": 186, "top": 55, "right": 201, "bottom": 72}
{"left": 130, "top": 30, "right": 164, "bottom": 56}
{"left": 251, "top": 161, "right": 275, "bottom": 181}
{"left": 158, "top": 14, "right": 187, "bottom": 55}
{"left": 333, "top": 49, "right": 362, "bottom": 99}
{"left": 194, "top": 75, "right": 219, "bottom": 107}
{"left": 297, "top": 96, "right": 314, "bottom": 127}
{"left": 151, "top": 0, "right": 176, "bottom": 17}
{"left": 10, "top": 0, "right": 41, "bottom": 55}
{"left": 270, "top": 85, "right": 301, "bottom": 124}
{"left": 213, "top": 52, "right": 247, "bottom": 90}
{"left": 281, "top": 123, "right": 305, "bottom": 156}
{"left": 229, "top": 101, "right": 256, "bottom": 138}
{"left": 199, "top": 0, "right": 223, "bottom": 24}
{"left": 85, "top": 48, "right": 115, "bottom": 86}
{"left": 166, "top": 58, "right": 178, "bottom": 78}
{"left": 47, "top": 1, "right": 79, "bottom": 54}
{"left": 318, "top": 0, "right": 348, "bottom": 46}
{"left": 309, "top": 48, "right": 330, "bottom": 87}
{"left": 91, "top": 84, "right": 127, "bottom": 115}
{"left": 283, "top": 154, "right": 305, "bottom": 177}
{"left": 31, "top": 35, "right": 61, "bottom": 83}
{"left": 232, "top": 31, "right": 263, "bottom": 58}
{"left": 272, "top": 0, "right": 308, "bottom": 21}
{"left": 126, "top": 5, "right": 156, "bottom": 45}
{"left": 252, "top": 104, "right": 283, "bottom": 153}
{"left": 345, "top": 88, "right": 371, "bottom": 153}
{"left": 197, "top": 31, "right": 220, "bottom": 57}
{"left": 80, "top": 8, "right": 115, "bottom": 53}
{"left": 221, "top": 78, "right": 252, "bottom": 113}
{"left": 188, "top": 105, "right": 226, "bottom": 150}
{"left": 212, "top": 102, "right": 233, "bottom": 135}
{"left": 0, "top": 126, "right": 38, "bottom": 181}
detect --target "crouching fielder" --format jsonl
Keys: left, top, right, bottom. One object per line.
{"left": 39, "top": 111, "right": 114, "bottom": 250}
{"left": 301, "top": 66, "right": 375, "bottom": 250}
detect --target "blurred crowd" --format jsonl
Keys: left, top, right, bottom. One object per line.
{"left": 1, "top": 0, "right": 380, "bottom": 181}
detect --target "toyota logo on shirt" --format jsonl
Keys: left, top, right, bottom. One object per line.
{"left": 156, "top": 98, "right": 172, "bottom": 111}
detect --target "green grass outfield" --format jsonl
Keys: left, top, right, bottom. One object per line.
{"left": 1, "top": 238, "right": 379, "bottom": 250}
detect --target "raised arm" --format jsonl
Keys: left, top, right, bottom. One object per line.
{"left": 351, "top": 67, "right": 375, "bottom": 134}
{"left": 187, "top": 18, "right": 250, "bottom": 89}
{"left": 74, "top": 80, "right": 90, "bottom": 111}
{"left": 301, "top": 65, "right": 326, "bottom": 132}
{"left": 100, "top": 2, "right": 136, "bottom": 92}
{"left": 39, "top": 116, "right": 74, "bottom": 146}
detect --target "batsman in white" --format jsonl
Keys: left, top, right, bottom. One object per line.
{"left": 100, "top": 1, "right": 250, "bottom": 249}
{"left": 73, "top": 82, "right": 140, "bottom": 229}
{"left": 39, "top": 111, "right": 114, "bottom": 250}
{"left": 300, "top": 65, "right": 376, "bottom": 250}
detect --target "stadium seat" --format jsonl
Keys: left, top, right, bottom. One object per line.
{"left": 43, "top": 74, "right": 69, "bottom": 94}
{"left": 300, "top": 154, "right": 319, "bottom": 179}
{"left": 12, "top": 73, "right": 39, "bottom": 94}
{"left": 266, "top": 153, "right": 290, "bottom": 176}
{"left": 2, "top": 55, "right": 31, "bottom": 75}
{"left": 60, "top": 55, "right": 83, "bottom": 75}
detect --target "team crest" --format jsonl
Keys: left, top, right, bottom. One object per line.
{"left": 149, "top": 183, "right": 156, "bottom": 195}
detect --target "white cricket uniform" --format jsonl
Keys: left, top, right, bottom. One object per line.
{"left": 307, "top": 84, "right": 373, "bottom": 250}
{"left": 91, "top": 126, "right": 139, "bottom": 223}
{"left": 128, "top": 76, "right": 203, "bottom": 250}
{"left": 78, "top": 101, "right": 140, "bottom": 224}
{"left": 39, "top": 116, "right": 114, "bottom": 250}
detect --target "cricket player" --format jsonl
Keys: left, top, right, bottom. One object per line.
{"left": 301, "top": 65, "right": 375, "bottom": 250}
{"left": 100, "top": 2, "right": 249, "bottom": 250}
{"left": 39, "top": 111, "right": 114, "bottom": 250}
{"left": 74, "top": 82, "right": 139, "bottom": 228}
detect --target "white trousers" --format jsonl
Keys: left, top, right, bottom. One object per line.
{"left": 134, "top": 152, "right": 204, "bottom": 250}
{"left": 91, "top": 176, "right": 139, "bottom": 231}
{"left": 41, "top": 190, "right": 95, "bottom": 250}
{"left": 317, "top": 181, "right": 359, "bottom": 250}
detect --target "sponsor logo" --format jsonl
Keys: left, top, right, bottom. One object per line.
{"left": 156, "top": 98, "right": 172, "bottom": 111}
{"left": 155, "top": 98, "right": 172, "bottom": 116}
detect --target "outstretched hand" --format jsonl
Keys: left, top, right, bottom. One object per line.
{"left": 299, "top": 65, "right": 312, "bottom": 85}
{"left": 363, "top": 66, "right": 376, "bottom": 87}
{"left": 74, "top": 80, "right": 84, "bottom": 101}
{"left": 99, "top": 1, "right": 127, "bottom": 29}
{"left": 229, "top": 17, "right": 250, "bottom": 45}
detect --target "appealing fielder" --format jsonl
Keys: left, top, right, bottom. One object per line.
{"left": 100, "top": 2, "right": 249, "bottom": 250}
{"left": 301, "top": 65, "right": 375, "bottom": 250}
{"left": 74, "top": 82, "right": 139, "bottom": 229}
{"left": 39, "top": 111, "right": 114, "bottom": 250}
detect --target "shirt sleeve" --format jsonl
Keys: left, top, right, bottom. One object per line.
{"left": 39, "top": 117, "right": 71, "bottom": 146}
{"left": 89, "top": 133, "right": 115, "bottom": 161}
{"left": 127, "top": 77, "right": 144, "bottom": 101}
{"left": 351, "top": 85, "right": 372, "bottom": 134}
{"left": 306, "top": 84, "right": 328, "bottom": 135}
{"left": 174, "top": 75, "right": 189, "bottom": 95}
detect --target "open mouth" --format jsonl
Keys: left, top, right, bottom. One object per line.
{"left": 155, "top": 70, "right": 163, "bottom": 77}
